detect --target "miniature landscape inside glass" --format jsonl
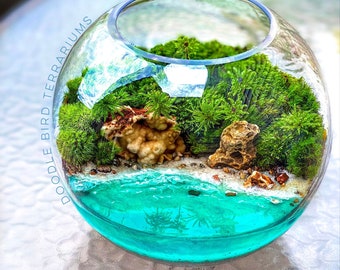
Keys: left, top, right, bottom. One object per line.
{"left": 56, "top": 36, "right": 326, "bottom": 238}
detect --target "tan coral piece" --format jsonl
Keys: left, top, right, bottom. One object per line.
{"left": 243, "top": 171, "right": 275, "bottom": 189}
{"left": 101, "top": 107, "right": 185, "bottom": 165}
{"left": 207, "top": 120, "right": 260, "bottom": 170}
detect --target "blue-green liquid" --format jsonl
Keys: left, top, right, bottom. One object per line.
{"left": 69, "top": 169, "right": 302, "bottom": 262}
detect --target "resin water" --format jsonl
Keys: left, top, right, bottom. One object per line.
{"left": 69, "top": 169, "right": 303, "bottom": 262}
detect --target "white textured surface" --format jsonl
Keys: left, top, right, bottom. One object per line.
{"left": 0, "top": 0, "right": 339, "bottom": 269}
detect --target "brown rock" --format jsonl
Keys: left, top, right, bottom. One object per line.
{"left": 276, "top": 172, "right": 289, "bottom": 185}
{"left": 223, "top": 167, "right": 230, "bottom": 174}
{"left": 225, "top": 191, "right": 237, "bottom": 197}
{"left": 207, "top": 121, "right": 260, "bottom": 170}
{"left": 243, "top": 171, "right": 274, "bottom": 189}
{"left": 97, "top": 165, "right": 112, "bottom": 173}
{"left": 89, "top": 169, "right": 98, "bottom": 175}
{"left": 62, "top": 159, "right": 80, "bottom": 175}
{"left": 212, "top": 174, "right": 220, "bottom": 181}
{"left": 177, "top": 164, "right": 187, "bottom": 169}
{"left": 239, "top": 171, "right": 247, "bottom": 179}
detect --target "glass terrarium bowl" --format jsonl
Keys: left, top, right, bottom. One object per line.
{"left": 52, "top": 0, "right": 332, "bottom": 263}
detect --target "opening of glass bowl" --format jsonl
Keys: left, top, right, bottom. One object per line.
{"left": 108, "top": 0, "right": 278, "bottom": 65}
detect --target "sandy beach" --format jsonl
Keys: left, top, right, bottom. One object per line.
{"left": 78, "top": 155, "right": 312, "bottom": 201}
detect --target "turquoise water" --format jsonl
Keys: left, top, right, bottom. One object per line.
{"left": 69, "top": 168, "right": 303, "bottom": 261}
{"left": 70, "top": 169, "right": 299, "bottom": 238}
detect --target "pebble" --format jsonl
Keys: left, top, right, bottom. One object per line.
{"left": 177, "top": 164, "right": 187, "bottom": 169}
{"left": 199, "top": 163, "right": 206, "bottom": 168}
{"left": 111, "top": 169, "right": 117, "bottom": 174}
{"left": 213, "top": 174, "right": 221, "bottom": 181}
{"left": 124, "top": 162, "right": 133, "bottom": 168}
{"left": 174, "top": 156, "right": 181, "bottom": 161}
{"left": 176, "top": 152, "right": 183, "bottom": 158}
{"left": 97, "top": 165, "right": 112, "bottom": 173}
{"left": 294, "top": 190, "right": 304, "bottom": 197}
{"left": 239, "top": 171, "right": 247, "bottom": 179}
{"left": 270, "top": 199, "right": 281, "bottom": 204}
{"left": 225, "top": 191, "right": 237, "bottom": 197}
{"left": 276, "top": 172, "right": 289, "bottom": 185}
{"left": 89, "top": 169, "right": 97, "bottom": 175}
{"left": 223, "top": 167, "right": 230, "bottom": 174}
{"left": 132, "top": 164, "right": 142, "bottom": 171}
{"left": 112, "top": 158, "right": 121, "bottom": 167}
{"left": 188, "top": 189, "right": 201, "bottom": 196}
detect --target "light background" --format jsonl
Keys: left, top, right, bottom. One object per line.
{"left": 0, "top": 0, "right": 339, "bottom": 269}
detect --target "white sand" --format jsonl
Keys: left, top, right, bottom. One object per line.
{"left": 80, "top": 156, "right": 311, "bottom": 200}
{"left": 156, "top": 156, "right": 311, "bottom": 200}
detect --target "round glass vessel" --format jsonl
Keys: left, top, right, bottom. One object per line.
{"left": 52, "top": 0, "right": 332, "bottom": 263}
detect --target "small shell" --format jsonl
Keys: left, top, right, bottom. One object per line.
{"left": 270, "top": 199, "right": 281, "bottom": 204}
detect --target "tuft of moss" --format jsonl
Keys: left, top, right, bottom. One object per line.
{"left": 287, "top": 135, "right": 323, "bottom": 179}
{"left": 58, "top": 102, "right": 93, "bottom": 132}
{"left": 92, "top": 91, "right": 129, "bottom": 122}
{"left": 255, "top": 109, "right": 324, "bottom": 176}
{"left": 56, "top": 130, "right": 97, "bottom": 167}
{"left": 95, "top": 140, "right": 121, "bottom": 166}
{"left": 144, "top": 89, "right": 175, "bottom": 118}
{"left": 63, "top": 67, "right": 88, "bottom": 104}
{"left": 64, "top": 77, "right": 82, "bottom": 104}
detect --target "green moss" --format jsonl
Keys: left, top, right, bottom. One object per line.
{"left": 287, "top": 135, "right": 323, "bottom": 179}
{"left": 58, "top": 102, "right": 93, "bottom": 132}
{"left": 96, "top": 140, "right": 121, "bottom": 166}
{"left": 64, "top": 68, "right": 88, "bottom": 104}
{"left": 92, "top": 91, "right": 129, "bottom": 122}
{"left": 149, "top": 35, "right": 250, "bottom": 60}
{"left": 57, "top": 36, "right": 325, "bottom": 178}
{"left": 189, "top": 91, "right": 226, "bottom": 134}
{"left": 255, "top": 109, "right": 324, "bottom": 176}
{"left": 144, "top": 89, "right": 175, "bottom": 118}
{"left": 57, "top": 68, "right": 122, "bottom": 167}
{"left": 286, "top": 77, "right": 320, "bottom": 113}
{"left": 279, "top": 108, "right": 324, "bottom": 136}
{"left": 56, "top": 130, "right": 97, "bottom": 167}
{"left": 64, "top": 77, "right": 82, "bottom": 104}
{"left": 81, "top": 67, "right": 89, "bottom": 77}
{"left": 114, "top": 77, "right": 161, "bottom": 108}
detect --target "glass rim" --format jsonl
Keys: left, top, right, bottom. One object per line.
{"left": 108, "top": 0, "right": 278, "bottom": 65}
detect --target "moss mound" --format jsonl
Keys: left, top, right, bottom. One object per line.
{"left": 56, "top": 36, "right": 325, "bottom": 179}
